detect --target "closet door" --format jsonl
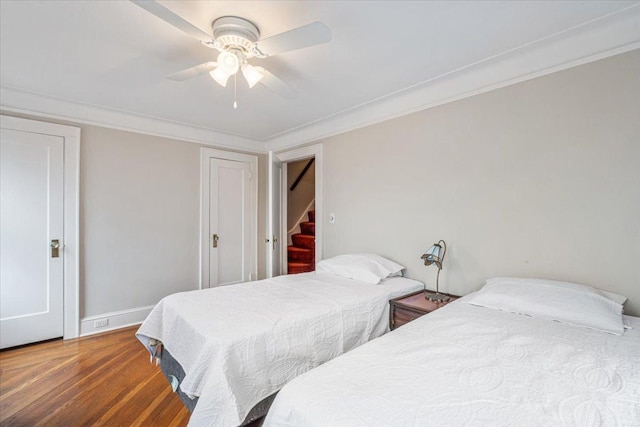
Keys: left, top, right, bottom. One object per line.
{"left": 207, "top": 158, "right": 252, "bottom": 287}
{"left": 1, "top": 129, "right": 64, "bottom": 348}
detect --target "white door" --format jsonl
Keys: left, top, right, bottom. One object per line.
{"left": 266, "top": 151, "right": 283, "bottom": 278}
{"left": 208, "top": 158, "right": 252, "bottom": 287}
{"left": 0, "top": 129, "right": 64, "bottom": 349}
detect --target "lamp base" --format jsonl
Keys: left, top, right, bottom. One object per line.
{"left": 425, "top": 292, "right": 450, "bottom": 303}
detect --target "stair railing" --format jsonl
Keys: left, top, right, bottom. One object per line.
{"left": 287, "top": 199, "right": 315, "bottom": 244}
{"left": 289, "top": 158, "right": 315, "bottom": 192}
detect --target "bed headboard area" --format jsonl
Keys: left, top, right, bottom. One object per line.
{"left": 319, "top": 50, "right": 640, "bottom": 316}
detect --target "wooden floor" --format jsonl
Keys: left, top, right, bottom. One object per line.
{"left": 0, "top": 326, "right": 190, "bottom": 426}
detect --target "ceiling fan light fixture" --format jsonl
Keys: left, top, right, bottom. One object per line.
{"left": 210, "top": 67, "right": 230, "bottom": 87}
{"left": 216, "top": 51, "right": 240, "bottom": 75}
{"left": 134, "top": 3, "right": 324, "bottom": 102}
{"left": 242, "top": 64, "right": 265, "bottom": 88}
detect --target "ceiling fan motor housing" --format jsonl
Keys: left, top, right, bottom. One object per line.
{"left": 212, "top": 16, "right": 261, "bottom": 57}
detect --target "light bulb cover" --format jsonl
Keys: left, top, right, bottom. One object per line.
{"left": 210, "top": 67, "right": 230, "bottom": 87}
{"left": 217, "top": 51, "right": 240, "bottom": 75}
{"left": 241, "top": 64, "right": 265, "bottom": 88}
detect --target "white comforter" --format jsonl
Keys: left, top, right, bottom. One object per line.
{"left": 136, "top": 273, "right": 423, "bottom": 427}
{"left": 264, "top": 298, "right": 640, "bottom": 427}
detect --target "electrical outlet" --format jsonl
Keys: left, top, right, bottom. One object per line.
{"left": 94, "top": 318, "right": 109, "bottom": 328}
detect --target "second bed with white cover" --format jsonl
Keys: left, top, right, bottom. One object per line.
{"left": 264, "top": 278, "right": 640, "bottom": 426}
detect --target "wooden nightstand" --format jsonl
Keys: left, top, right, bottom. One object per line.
{"left": 389, "top": 291, "right": 459, "bottom": 330}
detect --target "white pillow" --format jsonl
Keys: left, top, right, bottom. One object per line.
{"left": 487, "top": 277, "right": 627, "bottom": 305}
{"left": 358, "top": 253, "right": 404, "bottom": 276}
{"left": 316, "top": 253, "right": 405, "bottom": 284}
{"left": 462, "top": 277, "right": 624, "bottom": 335}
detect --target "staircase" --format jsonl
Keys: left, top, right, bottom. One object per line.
{"left": 288, "top": 210, "right": 315, "bottom": 274}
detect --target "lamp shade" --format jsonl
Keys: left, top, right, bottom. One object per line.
{"left": 242, "top": 64, "right": 265, "bottom": 88}
{"left": 421, "top": 242, "right": 444, "bottom": 269}
{"left": 210, "top": 67, "right": 230, "bottom": 87}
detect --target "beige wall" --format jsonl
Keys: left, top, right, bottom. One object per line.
{"left": 0, "top": 111, "right": 266, "bottom": 318}
{"left": 320, "top": 50, "right": 640, "bottom": 316}
{"left": 78, "top": 126, "right": 201, "bottom": 317}
{"left": 2, "top": 49, "right": 637, "bottom": 321}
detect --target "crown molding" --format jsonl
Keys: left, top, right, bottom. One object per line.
{"left": 0, "top": 86, "right": 266, "bottom": 153}
{"left": 265, "top": 5, "right": 640, "bottom": 152}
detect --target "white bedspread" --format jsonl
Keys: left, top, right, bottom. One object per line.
{"left": 136, "top": 273, "right": 422, "bottom": 427}
{"left": 264, "top": 298, "right": 640, "bottom": 427}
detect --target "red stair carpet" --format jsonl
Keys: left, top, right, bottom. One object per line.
{"left": 288, "top": 210, "right": 315, "bottom": 274}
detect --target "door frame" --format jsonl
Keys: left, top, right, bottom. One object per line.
{"left": 200, "top": 148, "right": 258, "bottom": 288}
{"left": 275, "top": 144, "right": 323, "bottom": 270}
{"left": 266, "top": 151, "right": 283, "bottom": 278}
{"left": 0, "top": 115, "right": 80, "bottom": 340}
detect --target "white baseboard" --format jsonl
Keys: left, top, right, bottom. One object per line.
{"left": 79, "top": 305, "right": 154, "bottom": 337}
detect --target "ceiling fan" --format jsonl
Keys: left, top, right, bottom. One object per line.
{"left": 131, "top": 0, "right": 331, "bottom": 108}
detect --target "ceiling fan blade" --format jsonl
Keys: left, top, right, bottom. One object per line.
{"left": 131, "top": 0, "right": 213, "bottom": 44}
{"left": 256, "top": 22, "right": 331, "bottom": 56}
{"left": 259, "top": 68, "right": 297, "bottom": 99}
{"left": 166, "top": 62, "right": 217, "bottom": 81}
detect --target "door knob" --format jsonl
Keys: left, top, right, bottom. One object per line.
{"left": 212, "top": 234, "right": 219, "bottom": 248}
{"left": 51, "top": 239, "right": 60, "bottom": 258}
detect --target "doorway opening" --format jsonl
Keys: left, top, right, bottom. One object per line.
{"left": 286, "top": 158, "right": 315, "bottom": 274}
{"left": 267, "top": 144, "right": 323, "bottom": 278}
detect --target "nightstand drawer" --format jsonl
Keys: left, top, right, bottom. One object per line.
{"left": 392, "top": 306, "right": 426, "bottom": 328}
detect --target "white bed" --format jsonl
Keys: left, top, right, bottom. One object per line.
{"left": 264, "top": 279, "right": 640, "bottom": 427}
{"left": 137, "top": 265, "right": 422, "bottom": 427}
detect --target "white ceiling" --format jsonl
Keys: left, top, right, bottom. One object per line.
{"left": 1, "top": 1, "right": 639, "bottom": 152}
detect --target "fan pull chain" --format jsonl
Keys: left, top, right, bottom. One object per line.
{"left": 233, "top": 73, "right": 238, "bottom": 109}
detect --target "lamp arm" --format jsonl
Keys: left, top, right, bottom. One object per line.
{"left": 438, "top": 239, "right": 447, "bottom": 264}
{"left": 435, "top": 239, "right": 446, "bottom": 295}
